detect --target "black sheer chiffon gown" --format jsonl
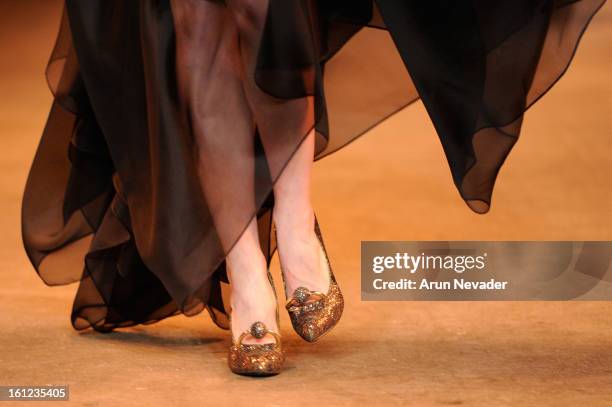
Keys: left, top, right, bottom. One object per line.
{"left": 21, "top": 0, "right": 606, "bottom": 332}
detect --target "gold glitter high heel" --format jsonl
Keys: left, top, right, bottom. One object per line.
{"left": 228, "top": 270, "right": 285, "bottom": 376}
{"left": 281, "top": 216, "right": 344, "bottom": 342}
{"left": 228, "top": 321, "right": 284, "bottom": 376}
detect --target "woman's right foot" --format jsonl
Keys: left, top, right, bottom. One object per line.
{"left": 226, "top": 251, "right": 279, "bottom": 345}
{"left": 226, "top": 248, "right": 285, "bottom": 376}
{"left": 228, "top": 320, "right": 284, "bottom": 376}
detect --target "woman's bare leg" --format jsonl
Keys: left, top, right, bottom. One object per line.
{"left": 227, "top": 0, "right": 330, "bottom": 295}
{"left": 271, "top": 131, "right": 331, "bottom": 295}
{"left": 171, "top": 0, "right": 277, "bottom": 343}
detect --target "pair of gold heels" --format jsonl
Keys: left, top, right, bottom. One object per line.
{"left": 228, "top": 217, "right": 344, "bottom": 376}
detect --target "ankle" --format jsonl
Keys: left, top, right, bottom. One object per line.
{"left": 273, "top": 205, "right": 315, "bottom": 239}
{"left": 230, "top": 274, "right": 275, "bottom": 307}
{"left": 226, "top": 240, "right": 267, "bottom": 273}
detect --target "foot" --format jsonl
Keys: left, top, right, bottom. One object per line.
{"left": 273, "top": 208, "right": 330, "bottom": 298}
{"left": 227, "top": 250, "right": 279, "bottom": 345}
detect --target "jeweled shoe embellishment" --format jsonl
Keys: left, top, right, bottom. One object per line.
{"left": 249, "top": 321, "right": 267, "bottom": 339}
{"left": 286, "top": 287, "right": 327, "bottom": 316}
{"left": 294, "top": 286, "right": 311, "bottom": 304}
{"left": 228, "top": 321, "right": 285, "bottom": 376}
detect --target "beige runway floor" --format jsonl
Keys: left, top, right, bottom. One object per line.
{"left": 1, "top": 1, "right": 612, "bottom": 406}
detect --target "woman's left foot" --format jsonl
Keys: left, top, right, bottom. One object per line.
{"left": 274, "top": 210, "right": 329, "bottom": 296}
{"left": 274, "top": 210, "right": 344, "bottom": 342}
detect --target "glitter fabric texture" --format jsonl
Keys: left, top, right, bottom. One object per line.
{"left": 228, "top": 322, "right": 285, "bottom": 376}
{"left": 284, "top": 219, "right": 344, "bottom": 342}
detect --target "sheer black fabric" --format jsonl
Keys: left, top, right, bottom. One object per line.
{"left": 21, "top": 0, "right": 606, "bottom": 332}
